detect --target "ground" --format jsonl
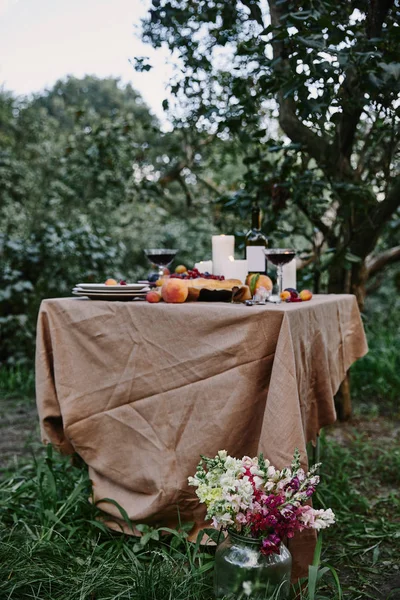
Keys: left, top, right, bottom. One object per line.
{"left": 1, "top": 394, "right": 400, "bottom": 599}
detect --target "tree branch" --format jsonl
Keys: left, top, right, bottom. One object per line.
{"left": 366, "top": 0, "right": 395, "bottom": 38}
{"left": 267, "top": 0, "right": 331, "bottom": 168}
{"left": 296, "top": 198, "right": 331, "bottom": 238}
{"left": 335, "top": 66, "right": 363, "bottom": 162}
{"left": 177, "top": 173, "right": 194, "bottom": 207}
{"left": 366, "top": 245, "right": 400, "bottom": 278}
{"left": 333, "top": 1, "right": 394, "bottom": 167}
{"left": 374, "top": 174, "right": 400, "bottom": 230}
{"left": 196, "top": 174, "right": 222, "bottom": 196}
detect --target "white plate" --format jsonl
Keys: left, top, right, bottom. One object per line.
{"left": 72, "top": 291, "right": 147, "bottom": 301}
{"left": 73, "top": 287, "right": 149, "bottom": 295}
{"left": 76, "top": 283, "right": 148, "bottom": 290}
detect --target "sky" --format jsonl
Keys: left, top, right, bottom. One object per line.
{"left": 0, "top": 0, "right": 173, "bottom": 120}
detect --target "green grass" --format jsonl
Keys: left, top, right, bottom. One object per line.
{"left": 0, "top": 364, "right": 35, "bottom": 399}
{"left": 350, "top": 304, "right": 400, "bottom": 415}
{"left": 0, "top": 443, "right": 348, "bottom": 600}
{"left": 317, "top": 427, "right": 400, "bottom": 599}
{"left": 3, "top": 426, "right": 400, "bottom": 600}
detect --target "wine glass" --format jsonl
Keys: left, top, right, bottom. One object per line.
{"left": 144, "top": 249, "right": 179, "bottom": 280}
{"left": 264, "top": 249, "right": 296, "bottom": 301}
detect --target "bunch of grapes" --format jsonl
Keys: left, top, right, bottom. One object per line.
{"left": 170, "top": 268, "right": 225, "bottom": 281}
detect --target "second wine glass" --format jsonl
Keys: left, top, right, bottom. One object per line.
{"left": 264, "top": 249, "right": 296, "bottom": 301}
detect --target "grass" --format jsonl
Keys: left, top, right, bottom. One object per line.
{"left": 1, "top": 310, "right": 399, "bottom": 599}
{"left": 350, "top": 302, "right": 400, "bottom": 416}
{"left": 1, "top": 423, "right": 399, "bottom": 599}
{"left": 0, "top": 365, "right": 35, "bottom": 399}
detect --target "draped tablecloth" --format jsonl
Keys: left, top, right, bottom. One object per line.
{"left": 35, "top": 294, "right": 367, "bottom": 579}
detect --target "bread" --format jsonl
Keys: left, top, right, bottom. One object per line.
{"left": 186, "top": 278, "right": 243, "bottom": 290}
{"left": 185, "top": 279, "right": 252, "bottom": 303}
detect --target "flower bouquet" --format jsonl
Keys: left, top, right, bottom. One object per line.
{"left": 188, "top": 449, "right": 335, "bottom": 598}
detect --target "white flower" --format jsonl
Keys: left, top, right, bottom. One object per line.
{"left": 250, "top": 465, "right": 264, "bottom": 476}
{"left": 253, "top": 475, "right": 264, "bottom": 489}
{"left": 242, "top": 581, "right": 253, "bottom": 596}
{"left": 296, "top": 468, "right": 306, "bottom": 482}
{"left": 309, "top": 476, "right": 320, "bottom": 486}
{"left": 218, "top": 450, "right": 228, "bottom": 460}
{"left": 187, "top": 476, "right": 199, "bottom": 487}
{"left": 219, "top": 512, "right": 234, "bottom": 525}
{"left": 313, "top": 508, "right": 335, "bottom": 530}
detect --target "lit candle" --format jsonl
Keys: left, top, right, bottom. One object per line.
{"left": 282, "top": 258, "right": 297, "bottom": 290}
{"left": 222, "top": 256, "right": 248, "bottom": 283}
{"left": 194, "top": 260, "right": 213, "bottom": 274}
{"left": 212, "top": 235, "right": 235, "bottom": 276}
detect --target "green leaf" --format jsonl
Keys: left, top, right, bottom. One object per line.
{"left": 249, "top": 273, "right": 260, "bottom": 296}
{"left": 345, "top": 251, "right": 362, "bottom": 263}
{"left": 95, "top": 497, "right": 134, "bottom": 532}
{"left": 308, "top": 564, "right": 319, "bottom": 600}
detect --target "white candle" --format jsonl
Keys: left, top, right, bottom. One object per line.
{"left": 222, "top": 256, "right": 248, "bottom": 283}
{"left": 194, "top": 260, "right": 213, "bottom": 274}
{"left": 212, "top": 235, "right": 235, "bottom": 276}
{"left": 282, "top": 258, "right": 297, "bottom": 290}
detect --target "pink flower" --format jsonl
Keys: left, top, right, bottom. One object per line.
{"left": 261, "top": 533, "right": 281, "bottom": 556}
{"left": 297, "top": 505, "right": 315, "bottom": 527}
{"left": 236, "top": 512, "right": 247, "bottom": 524}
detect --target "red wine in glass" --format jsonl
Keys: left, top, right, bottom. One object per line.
{"left": 144, "top": 249, "right": 179, "bottom": 279}
{"left": 264, "top": 249, "right": 296, "bottom": 301}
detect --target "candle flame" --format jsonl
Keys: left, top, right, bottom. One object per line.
{"left": 228, "top": 255, "right": 235, "bottom": 262}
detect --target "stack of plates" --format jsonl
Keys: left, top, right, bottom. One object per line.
{"left": 72, "top": 283, "right": 150, "bottom": 301}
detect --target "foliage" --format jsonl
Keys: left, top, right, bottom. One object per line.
{"left": 0, "top": 77, "right": 233, "bottom": 365}
{"left": 140, "top": 0, "right": 400, "bottom": 305}
{"left": 350, "top": 294, "right": 400, "bottom": 413}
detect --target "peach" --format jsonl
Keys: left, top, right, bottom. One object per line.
{"left": 175, "top": 265, "right": 188, "bottom": 274}
{"left": 280, "top": 290, "right": 291, "bottom": 301}
{"left": 299, "top": 289, "right": 313, "bottom": 301}
{"left": 105, "top": 278, "right": 118, "bottom": 286}
{"left": 146, "top": 290, "right": 162, "bottom": 303}
{"left": 163, "top": 267, "right": 170, "bottom": 275}
{"left": 245, "top": 273, "right": 273, "bottom": 296}
{"left": 161, "top": 278, "right": 188, "bottom": 303}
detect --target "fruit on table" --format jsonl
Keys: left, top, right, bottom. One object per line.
{"left": 245, "top": 273, "right": 273, "bottom": 296}
{"left": 155, "top": 276, "right": 169, "bottom": 287}
{"left": 280, "top": 290, "right": 291, "bottom": 301}
{"left": 146, "top": 290, "right": 162, "bottom": 303}
{"left": 175, "top": 265, "right": 188, "bottom": 274}
{"left": 161, "top": 278, "right": 189, "bottom": 303}
{"left": 170, "top": 268, "right": 225, "bottom": 281}
{"left": 119, "top": 280, "right": 127, "bottom": 285}
{"left": 148, "top": 273, "right": 160, "bottom": 283}
{"left": 299, "top": 289, "right": 313, "bottom": 301}
{"left": 105, "top": 278, "right": 118, "bottom": 286}
{"left": 163, "top": 267, "right": 170, "bottom": 275}
{"left": 284, "top": 287, "right": 299, "bottom": 299}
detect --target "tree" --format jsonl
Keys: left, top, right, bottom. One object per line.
{"left": 140, "top": 0, "right": 400, "bottom": 310}
{"left": 0, "top": 77, "right": 234, "bottom": 364}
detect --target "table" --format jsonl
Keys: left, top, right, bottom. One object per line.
{"left": 35, "top": 294, "right": 368, "bottom": 579}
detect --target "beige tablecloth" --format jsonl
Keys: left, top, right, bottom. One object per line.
{"left": 36, "top": 294, "right": 367, "bottom": 579}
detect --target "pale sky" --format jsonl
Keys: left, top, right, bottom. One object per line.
{"left": 0, "top": 0, "right": 174, "bottom": 120}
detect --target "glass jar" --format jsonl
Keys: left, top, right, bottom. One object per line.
{"left": 214, "top": 530, "right": 292, "bottom": 599}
